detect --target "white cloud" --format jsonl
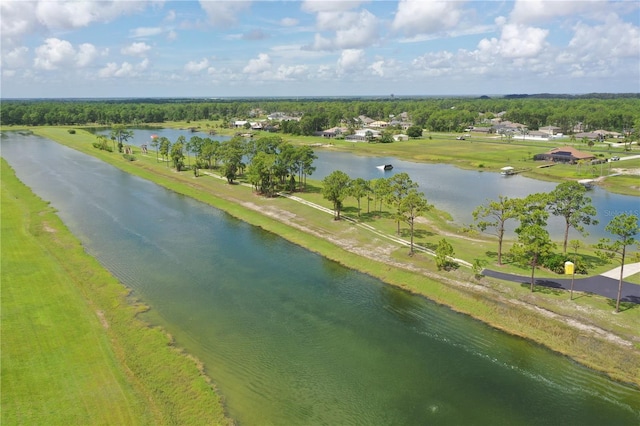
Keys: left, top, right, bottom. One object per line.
{"left": 568, "top": 15, "right": 640, "bottom": 60}
{"left": 165, "top": 10, "right": 177, "bottom": 23}
{"left": 509, "top": 0, "right": 608, "bottom": 25}
{"left": 392, "top": 0, "right": 463, "bottom": 36}
{"left": 185, "top": 58, "right": 210, "bottom": 73}
{"left": 199, "top": 0, "right": 252, "bottom": 28}
{"left": 99, "top": 58, "right": 149, "bottom": 78}
{"left": 307, "top": 9, "right": 380, "bottom": 50}
{"left": 275, "top": 64, "right": 309, "bottom": 80}
{"left": 337, "top": 49, "right": 365, "bottom": 74}
{"left": 280, "top": 17, "right": 299, "bottom": 27}
{"left": 270, "top": 44, "right": 328, "bottom": 61}
{"left": 76, "top": 43, "right": 99, "bottom": 67}
{"left": 34, "top": 38, "right": 100, "bottom": 70}
{"left": 121, "top": 42, "right": 152, "bottom": 57}
{"left": 131, "top": 27, "right": 164, "bottom": 38}
{"left": 1, "top": 1, "right": 151, "bottom": 47}
{"left": 477, "top": 20, "right": 549, "bottom": 59}
{"left": 412, "top": 51, "right": 457, "bottom": 77}
{"left": 301, "top": 1, "right": 366, "bottom": 13}
{"left": 243, "top": 53, "right": 272, "bottom": 74}
{"left": 2, "top": 46, "right": 29, "bottom": 69}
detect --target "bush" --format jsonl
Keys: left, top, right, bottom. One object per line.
{"left": 541, "top": 253, "right": 566, "bottom": 274}
{"left": 542, "top": 253, "right": 589, "bottom": 275}
{"left": 92, "top": 142, "right": 113, "bottom": 152}
{"left": 123, "top": 154, "right": 136, "bottom": 162}
{"left": 67, "top": 129, "right": 76, "bottom": 134}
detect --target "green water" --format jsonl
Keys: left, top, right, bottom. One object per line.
{"left": 3, "top": 133, "right": 639, "bottom": 425}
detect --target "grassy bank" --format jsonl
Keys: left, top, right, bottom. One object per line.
{"left": 1, "top": 158, "right": 231, "bottom": 425}
{"left": 23, "top": 126, "right": 640, "bottom": 387}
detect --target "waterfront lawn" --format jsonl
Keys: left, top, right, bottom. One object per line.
{"left": 1, "top": 158, "right": 230, "bottom": 425}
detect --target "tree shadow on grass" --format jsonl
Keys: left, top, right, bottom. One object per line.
{"left": 485, "top": 250, "right": 498, "bottom": 260}
{"left": 519, "top": 280, "right": 565, "bottom": 296}
{"left": 399, "top": 229, "right": 436, "bottom": 239}
{"left": 607, "top": 298, "right": 640, "bottom": 312}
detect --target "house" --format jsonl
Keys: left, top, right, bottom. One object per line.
{"left": 233, "top": 120, "right": 248, "bottom": 128}
{"left": 539, "top": 126, "right": 561, "bottom": 135}
{"left": 534, "top": 146, "right": 596, "bottom": 164}
{"left": 527, "top": 130, "right": 550, "bottom": 139}
{"left": 358, "top": 115, "right": 375, "bottom": 126}
{"left": 320, "top": 126, "right": 348, "bottom": 138}
{"left": 575, "top": 132, "right": 603, "bottom": 141}
{"left": 346, "top": 128, "right": 381, "bottom": 142}
{"left": 393, "top": 134, "right": 409, "bottom": 142}
{"left": 369, "top": 120, "right": 388, "bottom": 129}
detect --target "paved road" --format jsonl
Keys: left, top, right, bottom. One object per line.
{"left": 482, "top": 267, "right": 640, "bottom": 304}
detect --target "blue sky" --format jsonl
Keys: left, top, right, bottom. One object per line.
{"left": 2, "top": 1, "right": 639, "bottom": 98}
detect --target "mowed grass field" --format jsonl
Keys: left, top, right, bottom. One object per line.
{"left": 1, "top": 158, "right": 230, "bottom": 425}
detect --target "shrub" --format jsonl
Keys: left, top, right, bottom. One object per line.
{"left": 68, "top": 129, "right": 76, "bottom": 134}
{"left": 92, "top": 142, "right": 113, "bottom": 152}
{"left": 541, "top": 253, "right": 569, "bottom": 274}
{"left": 123, "top": 154, "right": 136, "bottom": 162}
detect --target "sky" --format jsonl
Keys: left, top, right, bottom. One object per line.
{"left": 1, "top": 0, "right": 639, "bottom": 99}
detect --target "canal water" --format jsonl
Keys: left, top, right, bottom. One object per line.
{"left": 97, "top": 127, "right": 639, "bottom": 240}
{"left": 3, "top": 132, "right": 639, "bottom": 425}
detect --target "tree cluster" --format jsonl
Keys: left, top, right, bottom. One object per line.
{"left": 473, "top": 182, "right": 638, "bottom": 311}
{"left": 322, "top": 171, "right": 432, "bottom": 255}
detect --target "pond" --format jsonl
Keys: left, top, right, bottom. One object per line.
{"left": 96, "top": 127, "right": 638, "bottom": 240}
{"left": 2, "top": 132, "right": 638, "bottom": 424}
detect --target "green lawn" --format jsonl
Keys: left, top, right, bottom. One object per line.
{"left": 1, "top": 158, "right": 230, "bottom": 425}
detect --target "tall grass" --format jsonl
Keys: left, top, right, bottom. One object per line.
{"left": 1, "top": 158, "right": 231, "bottom": 425}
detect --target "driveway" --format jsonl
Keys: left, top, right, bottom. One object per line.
{"left": 482, "top": 265, "right": 640, "bottom": 304}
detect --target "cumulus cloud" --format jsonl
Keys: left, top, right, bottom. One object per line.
{"left": 306, "top": 9, "right": 380, "bottom": 50}
{"left": 99, "top": 58, "right": 149, "bottom": 78}
{"left": 184, "top": 58, "right": 210, "bottom": 73}
{"left": 275, "top": 64, "right": 309, "bottom": 80}
{"left": 337, "top": 49, "right": 365, "bottom": 74}
{"left": 121, "top": 42, "right": 151, "bottom": 57}
{"left": 76, "top": 43, "right": 99, "bottom": 67}
{"left": 509, "top": 0, "right": 608, "bottom": 25}
{"left": 2, "top": 46, "right": 30, "bottom": 69}
{"left": 568, "top": 15, "right": 640, "bottom": 61}
{"left": 199, "top": 0, "right": 252, "bottom": 28}
{"left": 391, "top": 0, "right": 463, "bottom": 36}
{"left": 477, "top": 19, "right": 549, "bottom": 58}
{"left": 1, "top": 1, "right": 151, "bottom": 47}
{"left": 34, "top": 38, "right": 100, "bottom": 70}
{"left": 243, "top": 53, "right": 272, "bottom": 74}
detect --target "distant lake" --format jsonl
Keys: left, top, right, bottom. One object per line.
{"left": 93, "top": 127, "right": 638, "bottom": 240}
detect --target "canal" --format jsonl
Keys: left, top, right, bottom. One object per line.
{"left": 3, "top": 132, "right": 638, "bottom": 425}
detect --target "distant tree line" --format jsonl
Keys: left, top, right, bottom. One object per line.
{"left": 3, "top": 96, "right": 639, "bottom": 135}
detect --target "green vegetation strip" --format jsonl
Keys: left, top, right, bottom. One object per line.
{"left": 1, "top": 158, "right": 230, "bottom": 425}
